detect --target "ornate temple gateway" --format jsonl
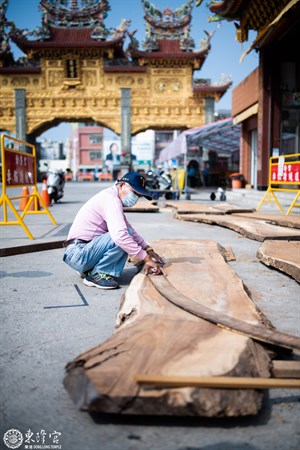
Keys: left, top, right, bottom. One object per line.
{"left": 0, "top": 0, "right": 230, "bottom": 140}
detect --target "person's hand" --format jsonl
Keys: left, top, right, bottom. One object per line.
{"left": 145, "top": 247, "right": 165, "bottom": 265}
{"left": 144, "top": 255, "right": 166, "bottom": 276}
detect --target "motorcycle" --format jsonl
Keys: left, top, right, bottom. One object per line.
{"left": 47, "top": 168, "right": 65, "bottom": 203}
{"left": 146, "top": 169, "right": 175, "bottom": 200}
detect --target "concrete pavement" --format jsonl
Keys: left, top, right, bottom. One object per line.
{"left": 0, "top": 182, "right": 299, "bottom": 450}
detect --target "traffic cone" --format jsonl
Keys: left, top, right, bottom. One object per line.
{"left": 19, "top": 186, "right": 30, "bottom": 210}
{"left": 28, "top": 187, "right": 40, "bottom": 211}
{"left": 40, "top": 179, "right": 51, "bottom": 207}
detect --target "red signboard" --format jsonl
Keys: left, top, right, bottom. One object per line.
{"left": 271, "top": 162, "right": 300, "bottom": 184}
{"left": 4, "top": 149, "right": 35, "bottom": 186}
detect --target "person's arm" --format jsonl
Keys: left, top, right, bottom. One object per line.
{"left": 103, "top": 196, "right": 148, "bottom": 260}
{"left": 125, "top": 218, "right": 165, "bottom": 266}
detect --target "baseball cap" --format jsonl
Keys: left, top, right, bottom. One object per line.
{"left": 117, "top": 172, "right": 152, "bottom": 200}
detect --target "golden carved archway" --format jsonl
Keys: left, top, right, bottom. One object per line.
{"left": 0, "top": 0, "right": 230, "bottom": 138}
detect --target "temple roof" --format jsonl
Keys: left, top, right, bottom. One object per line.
{"left": 192, "top": 82, "right": 232, "bottom": 95}
{"left": 10, "top": 26, "right": 125, "bottom": 57}
{"left": 126, "top": 1, "right": 214, "bottom": 69}
{"left": 204, "top": 0, "right": 292, "bottom": 42}
{"left": 128, "top": 38, "right": 210, "bottom": 69}
{"left": 4, "top": 0, "right": 129, "bottom": 61}
{"left": 141, "top": 0, "right": 195, "bottom": 51}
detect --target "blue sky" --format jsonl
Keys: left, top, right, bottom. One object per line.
{"left": 5, "top": 0, "right": 258, "bottom": 141}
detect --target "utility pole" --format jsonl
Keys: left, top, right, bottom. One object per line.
{"left": 120, "top": 88, "right": 132, "bottom": 173}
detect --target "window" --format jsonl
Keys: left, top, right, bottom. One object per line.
{"left": 281, "top": 110, "right": 300, "bottom": 154}
{"left": 90, "top": 151, "right": 102, "bottom": 161}
{"left": 89, "top": 134, "right": 102, "bottom": 144}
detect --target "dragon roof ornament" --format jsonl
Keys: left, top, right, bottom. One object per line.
{"left": 39, "top": 0, "right": 110, "bottom": 28}
{"left": 141, "top": 0, "right": 195, "bottom": 51}
{"left": 38, "top": 0, "right": 113, "bottom": 39}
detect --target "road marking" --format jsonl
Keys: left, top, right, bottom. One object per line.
{"left": 44, "top": 284, "right": 89, "bottom": 309}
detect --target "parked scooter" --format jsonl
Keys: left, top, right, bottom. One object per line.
{"left": 146, "top": 169, "right": 174, "bottom": 199}
{"left": 210, "top": 186, "right": 226, "bottom": 201}
{"left": 47, "top": 168, "right": 65, "bottom": 203}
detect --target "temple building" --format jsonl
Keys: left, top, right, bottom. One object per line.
{"left": 204, "top": 0, "right": 300, "bottom": 189}
{"left": 0, "top": 0, "right": 231, "bottom": 172}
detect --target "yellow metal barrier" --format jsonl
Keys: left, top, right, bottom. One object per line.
{"left": 257, "top": 153, "right": 300, "bottom": 215}
{"left": 172, "top": 169, "right": 185, "bottom": 191}
{"left": 0, "top": 135, "right": 56, "bottom": 239}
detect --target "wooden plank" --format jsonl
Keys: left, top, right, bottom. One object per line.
{"left": 257, "top": 240, "right": 300, "bottom": 283}
{"left": 164, "top": 201, "right": 223, "bottom": 214}
{"left": 176, "top": 213, "right": 300, "bottom": 241}
{"left": 150, "top": 275, "right": 300, "bottom": 351}
{"left": 164, "top": 201, "right": 255, "bottom": 215}
{"left": 213, "top": 204, "right": 256, "bottom": 214}
{"left": 272, "top": 360, "right": 300, "bottom": 378}
{"left": 64, "top": 240, "right": 284, "bottom": 417}
{"left": 0, "top": 239, "right": 65, "bottom": 257}
{"left": 136, "top": 375, "right": 300, "bottom": 389}
{"left": 223, "top": 245, "right": 236, "bottom": 261}
{"left": 123, "top": 201, "right": 159, "bottom": 213}
{"left": 233, "top": 212, "right": 300, "bottom": 229}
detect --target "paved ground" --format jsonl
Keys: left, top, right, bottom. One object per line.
{"left": 0, "top": 182, "right": 299, "bottom": 450}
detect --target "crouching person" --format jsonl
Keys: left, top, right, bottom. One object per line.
{"left": 63, "top": 172, "right": 165, "bottom": 289}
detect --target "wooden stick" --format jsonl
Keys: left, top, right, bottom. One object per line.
{"left": 272, "top": 360, "right": 300, "bottom": 378}
{"left": 149, "top": 275, "right": 300, "bottom": 351}
{"left": 136, "top": 375, "right": 300, "bottom": 389}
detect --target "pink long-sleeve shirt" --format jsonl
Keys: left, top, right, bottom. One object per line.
{"left": 67, "top": 185, "right": 148, "bottom": 260}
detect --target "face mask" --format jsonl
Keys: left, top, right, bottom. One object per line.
{"left": 121, "top": 190, "right": 139, "bottom": 207}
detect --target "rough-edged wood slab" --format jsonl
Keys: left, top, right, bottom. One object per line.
{"left": 164, "top": 201, "right": 223, "bottom": 214}
{"left": 64, "top": 240, "right": 279, "bottom": 417}
{"left": 150, "top": 275, "right": 300, "bottom": 350}
{"left": 212, "top": 204, "right": 256, "bottom": 214}
{"left": 164, "top": 201, "right": 255, "bottom": 215}
{"left": 123, "top": 201, "right": 159, "bottom": 213}
{"left": 257, "top": 240, "right": 300, "bottom": 283}
{"left": 176, "top": 213, "right": 300, "bottom": 242}
{"left": 233, "top": 212, "right": 300, "bottom": 229}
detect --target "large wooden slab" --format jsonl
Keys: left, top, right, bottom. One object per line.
{"left": 257, "top": 240, "right": 300, "bottom": 283}
{"left": 123, "top": 201, "right": 159, "bottom": 213}
{"left": 233, "top": 212, "right": 300, "bottom": 229}
{"left": 64, "top": 240, "right": 283, "bottom": 417}
{"left": 164, "top": 201, "right": 223, "bottom": 214}
{"left": 176, "top": 214, "right": 300, "bottom": 242}
{"left": 164, "top": 201, "right": 255, "bottom": 215}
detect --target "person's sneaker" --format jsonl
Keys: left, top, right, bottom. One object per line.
{"left": 83, "top": 273, "right": 119, "bottom": 290}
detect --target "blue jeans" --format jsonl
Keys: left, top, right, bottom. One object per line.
{"left": 63, "top": 233, "right": 128, "bottom": 278}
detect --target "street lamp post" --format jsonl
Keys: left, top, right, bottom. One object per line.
{"left": 72, "top": 137, "right": 78, "bottom": 181}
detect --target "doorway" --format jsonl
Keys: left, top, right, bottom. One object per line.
{"left": 250, "top": 129, "right": 258, "bottom": 189}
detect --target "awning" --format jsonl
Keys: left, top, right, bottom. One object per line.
{"left": 233, "top": 103, "right": 258, "bottom": 125}
{"left": 158, "top": 118, "right": 241, "bottom": 163}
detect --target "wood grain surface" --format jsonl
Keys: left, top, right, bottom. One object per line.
{"left": 164, "top": 201, "right": 255, "bottom": 215}
{"left": 64, "top": 240, "right": 297, "bottom": 417}
{"left": 257, "top": 240, "right": 300, "bottom": 283}
{"left": 176, "top": 214, "right": 300, "bottom": 241}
